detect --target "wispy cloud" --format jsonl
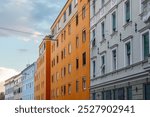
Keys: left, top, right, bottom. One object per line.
{"left": 0, "top": 0, "right": 66, "bottom": 42}
{"left": 0, "top": 67, "right": 19, "bottom": 92}
{"left": 17, "top": 49, "right": 28, "bottom": 53}
{"left": 0, "top": 67, "right": 19, "bottom": 82}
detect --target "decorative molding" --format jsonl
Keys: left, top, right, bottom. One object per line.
{"left": 109, "top": 44, "right": 118, "bottom": 49}
{"left": 122, "top": 35, "right": 133, "bottom": 42}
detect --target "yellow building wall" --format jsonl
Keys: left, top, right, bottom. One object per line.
{"left": 51, "top": 0, "right": 90, "bottom": 100}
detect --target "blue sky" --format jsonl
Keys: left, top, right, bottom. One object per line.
{"left": 0, "top": 0, "right": 66, "bottom": 84}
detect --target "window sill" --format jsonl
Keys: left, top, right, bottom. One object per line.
{"left": 100, "top": 38, "right": 106, "bottom": 45}
{"left": 123, "top": 21, "right": 132, "bottom": 29}
{"left": 110, "top": 31, "right": 118, "bottom": 38}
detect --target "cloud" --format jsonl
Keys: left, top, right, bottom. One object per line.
{"left": 0, "top": 67, "right": 19, "bottom": 92}
{"left": 0, "top": 67, "right": 19, "bottom": 82}
{"left": 17, "top": 49, "right": 28, "bottom": 53}
{"left": 0, "top": 0, "right": 66, "bottom": 42}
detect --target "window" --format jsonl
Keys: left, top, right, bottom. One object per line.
{"left": 54, "top": 58, "right": 55, "bottom": 66}
{"left": 125, "top": 41, "right": 131, "bottom": 66}
{"left": 76, "top": 36, "right": 79, "bottom": 48}
{"left": 82, "top": 30, "right": 86, "bottom": 42}
{"left": 64, "top": 48, "right": 66, "bottom": 58}
{"left": 102, "top": 90, "right": 112, "bottom": 100}
{"left": 61, "top": 51, "right": 64, "bottom": 60}
{"left": 112, "top": 12, "right": 116, "bottom": 32}
{"left": 113, "top": 88, "right": 125, "bottom": 100}
{"left": 58, "top": 20, "right": 60, "bottom": 30}
{"left": 61, "top": 33, "right": 63, "bottom": 43}
{"left": 61, "top": 86, "right": 64, "bottom": 96}
{"left": 68, "top": 24, "right": 71, "bottom": 35}
{"left": 68, "top": 84, "right": 71, "bottom": 95}
{"left": 82, "top": 52, "right": 86, "bottom": 65}
{"left": 127, "top": 86, "right": 132, "bottom": 100}
{"left": 68, "top": 43, "right": 72, "bottom": 54}
{"left": 68, "top": 64, "right": 72, "bottom": 74}
{"left": 76, "top": 58, "right": 79, "bottom": 69}
{"left": 92, "top": 29, "right": 96, "bottom": 48}
{"left": 74, "top": 0, "right": 78, "bottom": 7}
{"left": 101, "top": 55, "right": 105, "bottom": 75}
{"left": 56, "top": 40, "right": 59, "bottom": 47}
{"left": 56, "top": 72, "right": 59, "bottom": 81}
{"left": 64, "top": 11, "right": 66, "bottom": 22}
{"left": 143, "top": 32, "right": 149, "bottom": 59}
{"left": 76, "top": 80, "right": 79, "bottom": 92}
{"left": 125, "top": 0, "right": 130, "bottom": 23}
{"left": 64, "top": 67, "right": 66, "bottom": 76}
{"left": 93, "top": 60, "right": 96, "bottom": 78}
{"left": 61, "top": 68, "right": 64, "bottom": 78}
{"left": 101, "top": 22, "right": 105, "bottom": 39}
{"left": 112, "top": 49, "right": 117, "bottom": 71}
{"left": 64, "top": 30, "right": 66, "bottom": 40}
{"left": 76, "top": 14, "right": 78, "bottom": 25}
{"left": 101, "top": 0, "right": 105, "bottom": 7}
{"left": 82, "top": 6, "right": 86, "bottom": 19}
{"left": 69, "top": 3, "right": 72, "bottom": 15}
{"left": 118, "top": 88, "right": 125, "bottom": 100}
{"left": 64, "top": 85, "right": 66, "bottom": 95}
{"left": 92, "top": 92, "right": 96, "bottom": 100}
{"left": 144, "top": 84, "right": 150, "bottom": 100}
{"left": 57, "top": 55, "right": 59, "bottom": 64}
{"left": 92, "top": 0, "right": 96, "bottom": 15}
{"left": 82, "top": 77, "right": 86, "bottom": 90}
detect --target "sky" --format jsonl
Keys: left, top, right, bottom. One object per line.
{"left": 0, "top": 0, "right": 66, "bottom": 88}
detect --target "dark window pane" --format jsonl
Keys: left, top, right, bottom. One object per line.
{"left": 127, "top": 86, "right": 132, "bottom": 100}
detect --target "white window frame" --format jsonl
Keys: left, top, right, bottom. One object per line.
{"left": 123, "top": 0, "right": 132, "bottom": 25}
{"left": 124, "top": 39, "right": 132, "bottom": 67}
{"left": 111, "top": 47, "right": 118, "bottom": 71}
{"left": 140, "top": 29, "right": 150, "bottom": 61}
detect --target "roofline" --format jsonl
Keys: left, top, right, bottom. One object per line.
{"left": 50, "top": 0, "right": 69, "bottom": 29}
{"left": 21, "top": 62, "right": 36, "bottom": 74}
{"left": 4, "top": 74, "right": 20, "bottom": 84}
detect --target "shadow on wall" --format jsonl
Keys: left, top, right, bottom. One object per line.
{"left": 0, "top": 92, "right": 4, "bottom": 100}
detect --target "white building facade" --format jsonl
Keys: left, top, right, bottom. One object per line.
{"left": 90, "top": 0, "right": 150, "bottom": 100}
{"left": 4, "top": 77, "right": 15, "bottom": 100}
{"left": 13, "top": 74, "right": 22, "bottom": 100}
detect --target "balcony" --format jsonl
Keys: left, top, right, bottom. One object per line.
{"left": 141, "top": 0, "right": 150, "bottom": 23}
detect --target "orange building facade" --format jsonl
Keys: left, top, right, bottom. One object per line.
{"left": 34, "top": 37, "right": 51, "bottom": 100}
{"left": 50, "top": 0, "right": 90, "bottom": 100}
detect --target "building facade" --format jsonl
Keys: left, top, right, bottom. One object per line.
{"left": 50, "top": 0, "right": 90, "bottom": 100}
{"left": 4, "top": 76, "right": 15, "bottom": 100}
{"left": 34, "top": 36, "right": 51, "bottom": 100}
{"left": 0, "top": 92, "right": 4, "bottom": 100}
{"left": 22, "top": 63, "right": 36, "bottom": 100}
{"left": 13, "top": 74, "right": 22, "bottom": 100}
{"left": 90, "top": 0, "right": 150, "bottom": 100}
